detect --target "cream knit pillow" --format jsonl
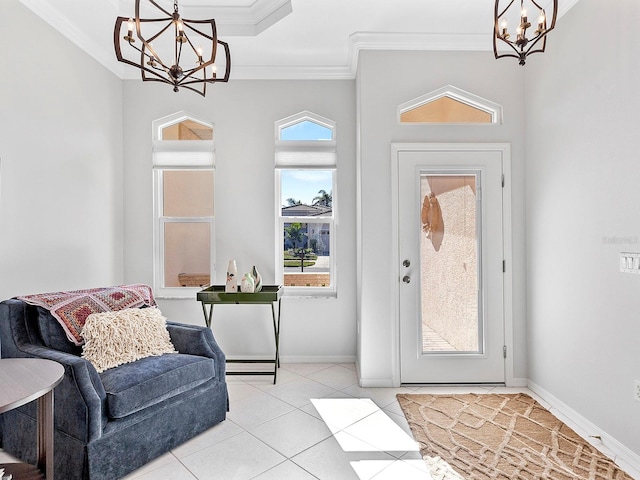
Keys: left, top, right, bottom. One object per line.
{"left": 81, "top": 307, "right": 177, "bottom": 373}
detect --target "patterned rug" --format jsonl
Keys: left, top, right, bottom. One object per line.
{"left": 17, "top": 284, "right": 156, "bottom": 345}
{"left": 397, "top": 393, "right": 633, "bottom": 480}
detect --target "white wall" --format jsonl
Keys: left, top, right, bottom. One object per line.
{"left": 122, "top": 79, "right": 357, "bottom": 362}
{"left": 526, "top": 0, "right": 640, "bottom": 456}
{"left": 0, "top": 0, "right": 124, "bottom": 300}
{"left": 357, "top": 50, "right": 527, "bottom": 386}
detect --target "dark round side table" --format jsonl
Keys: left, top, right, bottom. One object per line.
{"left": 0, "top": 358, "right": 64, "bottom": 479}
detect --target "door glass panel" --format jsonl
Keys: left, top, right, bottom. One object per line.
{"left": 420, "top": 174, "right": 481, "bottom": 354}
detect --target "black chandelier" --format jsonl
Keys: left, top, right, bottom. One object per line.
{"left": 114, "top": 0, "right": 231, "bottom": 96}
{"left": 493, "top": 0, "right": 557, "bottom": 65}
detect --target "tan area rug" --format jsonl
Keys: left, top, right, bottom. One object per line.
{"left": 397, "top": 393, "right": 633, "bottom": 480}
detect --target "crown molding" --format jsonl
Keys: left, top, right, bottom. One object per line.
{"left": 19, "top": 0, "right": 125, "bottom": 78}
{"left": 20, "top": 0, "right": 584, "bottom": 81}
{"left": 348, "top": 32, "right": 491, "bottom": 77}
{"left": 20, "top": 0, "right": 294, "bottom": 79}
{"left": 218, "top": 64, "right": 354, "bottom": 81}
{"left": 558, "top": 0, "right": 581, "bottom": 18}
{"left": 140, "top": 0, "right": 294, "bottom": 36}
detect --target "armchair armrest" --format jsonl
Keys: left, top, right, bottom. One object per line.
{"left": 14, "top": 344, "right": 107, "bottom": 443}
{"left": 167, "top": 322, "right": 226, "bottom": 379}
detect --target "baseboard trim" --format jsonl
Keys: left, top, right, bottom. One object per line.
{"left": 359, "top": 378, "right": 395, "bottom": 388}
{"left": 528, "top": 380, "right": 640, "bottom": 476}
{"left": 508, "top": 377, "right": 529, "bottom": 387}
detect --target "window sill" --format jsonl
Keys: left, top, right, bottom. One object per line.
{"left": 282, "top": 287, "right": 337, "bottom": 299}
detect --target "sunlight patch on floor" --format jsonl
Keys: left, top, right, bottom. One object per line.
{"left": 311, "top": 398, "right": 441, "bottom": 479}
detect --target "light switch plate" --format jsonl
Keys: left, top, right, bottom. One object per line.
{"left": 620, "top": 252, "right": 640, "bottom": 274}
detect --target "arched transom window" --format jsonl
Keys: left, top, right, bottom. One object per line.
{"left": 399, "top": 85, "right": 503, "bottom": 125}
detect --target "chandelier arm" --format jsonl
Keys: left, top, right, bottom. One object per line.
{"left": 496, "top": 0, "right": 517, "bottom": 20}
{"left": 213, "top": 39, "right": 231, "bottom": 82}
{"left": 175, "top": 34, "right": 183, "bottom": 72}
{"left": 146, "top": 0, "right": 173, "bottom": 18}
{"left": 522, "top": 34, "right": 547, "bottom": 55}
{"left": 124, "top": 39, "right": 163, "bottom": 67}
{"left": 181, "top": 39, "right": 230, "bottom": 85}
{"left": 183, "top": 20, "right": 218, "bottom": 64}
{"left": 529, "top": 0, "right": 545, "bottom": 12}
{"left": 182, "top": 33, "right": 200, "bottom": 62}
{"left": 182, "top": 20, "right": 217, "bottom": 41}
{"left": 114, "top": 16, "right": 168, "bottom": 74}
{"left": 138, "top": 75, "right": 206, "bottom": 97}
{"left": 136, "top": 19, "right": 173, "bottom": 71}
{"left": 138, "top": 18, "right": 173, "bottom": 41}
{"left": 499, "top": 37, "right": 525, "bottom": 57}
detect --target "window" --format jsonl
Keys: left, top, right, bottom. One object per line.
{"left": 275, "top": 111, "right": 336, "bottom": 296}
{"left": 398, "top": 85, "right": 503, "bottom": 125}
{"left": 153, "top": 112, "right": 215, "bottom": 298}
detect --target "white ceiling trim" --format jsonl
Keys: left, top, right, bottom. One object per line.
{"left": 348, "top": 32, "right": 492, "bottom": 77}
{"left": 558, "top": 0, "right": 581, "bottom": 17}
{"left": 148, "top": 0, "right": 294, "bottom": 36}
{"left": 20, "top": 0, "right": 125, "bottom": 77}
{"left": 229, "top": 64, "right": 354, "bottom": 80}
{"left": 20, "top": 0, "right": 584, "bottom": 81}
{"left": 212, "top": 33, "right": 493, "bottom": 80}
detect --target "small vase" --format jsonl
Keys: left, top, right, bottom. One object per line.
{"left": 251, "top": 265, "right": 262, "bottom": 292}
{"left": 225, "top": 260, "right": 238, "bottom": 292}
{"left": 240, "top": 273, "right": 255, "bottom": 293}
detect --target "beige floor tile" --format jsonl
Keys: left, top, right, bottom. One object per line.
{"left": 249, "top": 409, "right": 333, "bottom": 457}
{"left": 252, "top": 460, "right": 319, "bottom": 480}
{"left": 180, "top": 431, "right": 285, "bottom": 480}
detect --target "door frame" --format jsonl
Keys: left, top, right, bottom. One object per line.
{"left": 390, "top": 143, "right": 514, "bottom": 386}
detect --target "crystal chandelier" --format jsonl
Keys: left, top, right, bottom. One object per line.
{"left": 493, "top": 0, "right": 557, "bottom": 65}
{"left": 114, "top": 0, "right": 231, "bottom": 96}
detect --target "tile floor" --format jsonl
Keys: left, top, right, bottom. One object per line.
{"left": 2, "top": 363, "right": 638, "bottom": 479}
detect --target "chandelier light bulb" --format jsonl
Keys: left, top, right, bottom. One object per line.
{"left": 124, "top": 17, "right": 135, "bottom": 43}
{"left": 537, "top": 11, "right": 545, "bottom": 31}
{"left": 500, "top": 19, "right": 508, "bottom": 37}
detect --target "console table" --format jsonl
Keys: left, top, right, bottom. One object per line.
{"left": 0, "top": 358, "right": 64, "bottom": 479}
{"left": 197, "top": 285, "right": 283, "bottom": 383}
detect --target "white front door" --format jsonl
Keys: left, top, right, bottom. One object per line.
{"left": 394, "top": 144, "right": 507, "bottom": 384}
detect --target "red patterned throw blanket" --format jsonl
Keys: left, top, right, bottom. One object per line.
{"left": 17, "top": 284, "right": 156, "bottom": 346}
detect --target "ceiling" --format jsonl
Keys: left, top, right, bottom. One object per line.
{"left": 20, "top": 0, "right": 580, "bottom": 80}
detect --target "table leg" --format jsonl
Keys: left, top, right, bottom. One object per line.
{"left": 276, "top": 299, "right": 281, "bottom": 369}
{"left": 37, "top": 389, "right": 54, "bottom": 479}
{"left": 271, "top": 299, "right": 282, "bottom": 384}
{"left": 201, "top": 303, "right": 214, "bottom": 329}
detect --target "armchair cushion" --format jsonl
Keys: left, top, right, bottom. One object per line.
{"left": 100, "top": 353, "right": 216, "bottom": 418}
{"left": 37, "top": 306, "right": 83, "bottom": 355}
{"left": 81, "top": 307, "right": 176, "bottom": 373}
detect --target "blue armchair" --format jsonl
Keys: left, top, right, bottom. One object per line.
{"left": 0, "top": 297, "right": 228, "bottom": 480}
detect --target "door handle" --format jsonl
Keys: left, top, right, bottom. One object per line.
{"left": 402, "top": 275, "right": 411, "bottom": 284}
